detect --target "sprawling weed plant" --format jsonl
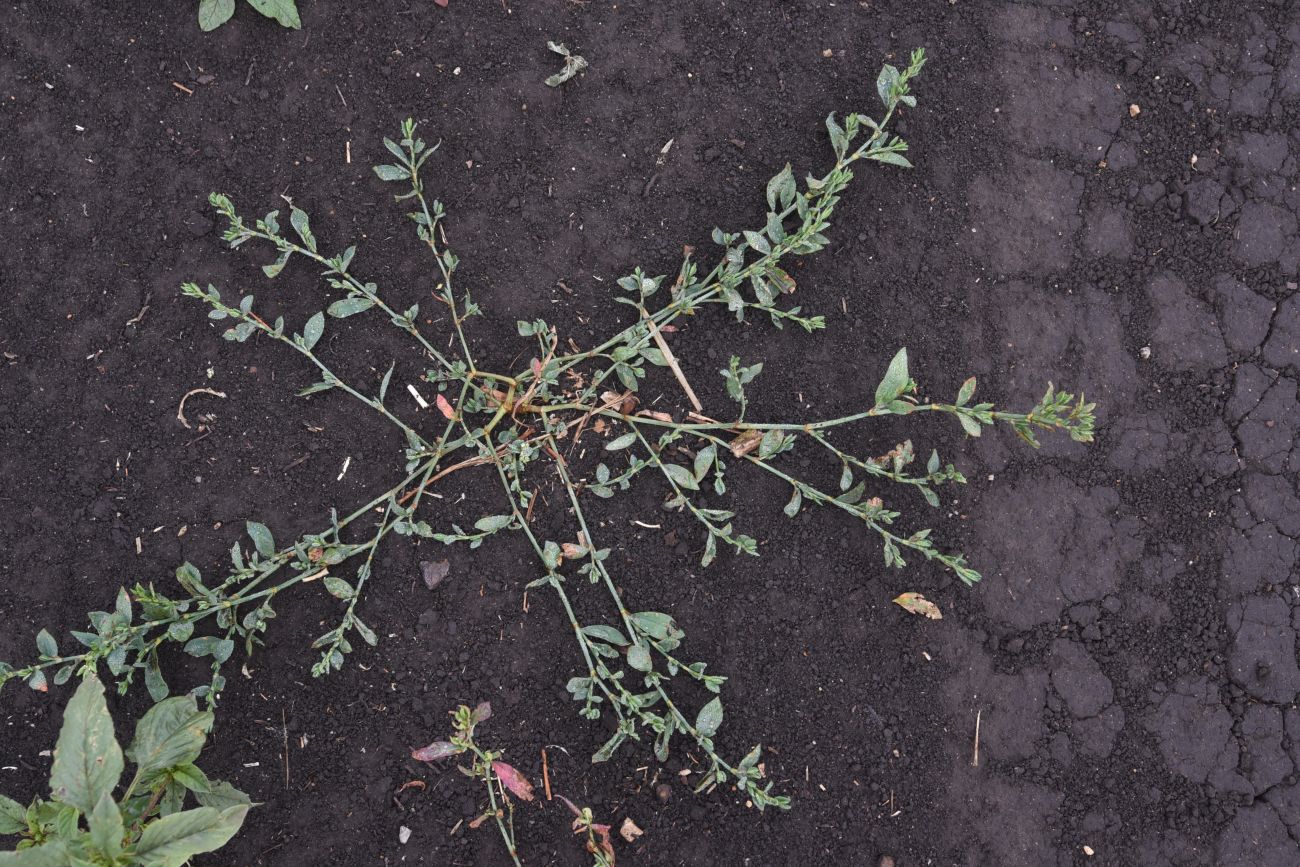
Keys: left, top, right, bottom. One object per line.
{"left": 1, "top": 50, "right": 1094, "bottom": 861}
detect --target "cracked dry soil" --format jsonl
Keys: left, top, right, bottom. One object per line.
{"left": 2, "top": 1, "right": 1300, "bottom": 865}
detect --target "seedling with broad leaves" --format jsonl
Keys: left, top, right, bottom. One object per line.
{"left": 0, "top": 674, "right": 250, "bottom": 865}
{"left": 1, "top": 50, "right": 1095, "bottom": 862}
{"left": 197, "top": 0, "right": 300, "bottom": 31}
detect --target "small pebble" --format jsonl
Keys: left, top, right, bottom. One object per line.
{"left": 655, "top": 783, "right": 673, "bottom": 803}
{"left": 399, "top": 826, "right": 412, "bottom": 845}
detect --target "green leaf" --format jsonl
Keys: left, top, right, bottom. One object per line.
{"left": 170, "top": 763, "right": 211, "bottom": 794}
{"left": 167, "top": 621, "right": 194, "bottom": 643}
{"left": 631, "top": 612, "right": 675, "bottom": 640}
{"left": 694, "top": 697, "right": 723, "bottom": 738}
{"left": 88, "top": 791, "right": 124, "bottom": 858}
{"left": 605, "top": 432, "right": 637, "bottom": 451}
{"left": 581, "top": 625, "right": 628, "bottom": 646}
{"left": 873, "top": 348, "right": 909, "bottom": 407}
{"left": 783, "top": 487, "right": 802, "bottom": 517}
{"left": 372, "top": 164, "right": 411, "bottom": 182}
{"left": 627, "top": 643, "right": 652, "bottom": 672}
{"left": 591, "top": 731, "right": 626, "bottom": 764}
{"left": 323, "top": 577, "right": 354, "bottom": 600}
{"left": 352, "top": 618, "right": 378, "bottom": 647}
{"left": 869, "top": 151, "right": 913, "bottom": 169}
{"left": 742, "top": 230, "right": 771, "bottom": 255}
{"left": 958, "top": 413, "right": 982, "bottom": 437}
{"left": 261, "top": 251, "right": 290, "bottom": 279}
{"left": 289, "top": 206, "right": 315, "bottom": 251}
{"left": 193, "top": 781, "right": 252, "bottom": 811}
{"left": 327, "top": 297, "right": 374, "bottom": 318}
{"left": 245, "top": 0, "right": 300, "bottom": 29}
{"left": 956, "top": 376, "right": 976, "bottom": 406}
{"left": 662, "top": 463, "right": 699, "bottom": 491}
{"left": 183, "top": 637, "right": 234, "bottom": 665}
{"left": 825, "top": 113, "right": 847, "bottom": 155}
{"left": 0, "top": 844, "right": 72, "bottom": 866}
{"left": 693, "top": 445, "right": 716, "bottom": 482}
{"left": 145, "top": 663, "right": 169, "bottom": 703}
{"left": 757, "top": 429, "right": 784, "bottom": 459}
{"left": 301, "top": 311, "right": 325, "bottom": 351}
{"left": 127, "top": 695, "right": 213, "bottom": 782}
{"left": 132, "top": 804, "right": 251, "bottom": 864}
{"left": 0, "top": 794, "right": 26, "bottom": 835}
{"left": 49, "top": 674, "right": 123, "bottom": 815}
{"left": 654, "top": 716, "right": 675, "bottom": 762}
{"left": 473, "top": 515, "right": 514, "bottom": 534}
{"left": 765, "top": 163, "right": 796, "bottom": 211}
{"left": 197, "top": 0, "right": 235, "bottom": 31}
{"left": 36, "top": 629, "right": 57, "bottom": 659}
{"left": 245, "top": 521, "right": 275, "bottom": 557}
{"left": 378, "top": 361, "right": 394, "bottom": 404}
{"left": 876, "top": 63, "right": 900, "bottom": 107}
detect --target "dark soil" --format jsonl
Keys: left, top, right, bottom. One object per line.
{"left": 3, "top": 1, "right": 1300, "bottom": 865}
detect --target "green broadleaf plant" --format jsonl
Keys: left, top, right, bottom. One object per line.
{"left": 0, "top": 674, "right": 250, "bottom": 864}
{"left": 197, "top": 0, "right": 300, "bottom": 32}
{"left": 1, "top": 48, "right": 1096, "bottom": 864}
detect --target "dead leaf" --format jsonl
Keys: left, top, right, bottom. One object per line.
{"left": 435, "top": 393, "right": 456, "bottom": 420}
{"left": 420, "top": 559, "right": 451, "bottom": 590}
{"left": 492, "top": 761, "right": 535, "bottom": 801}
{"left": 619, "top": 817, "right": 644, "bottom": 843}
{"left": 638, "top": 410, "right": 673, "bottom": 422}
{"left": 893, "top": 592, "right": 942, "bottom": 620}
{"left": 729, "top": 429, "right": 764, "bottom": 458}
{"left": 411, "top": 740, "right": 462, "bottom": 762}
{"left": 396, "top": 780, "right": 426, "bottom": 794}
{"left": 562, "top": 541, "right": 587, "bottom": 559}
{"left": 472, "top": 701, "right": 492, "bottom": 724}
{"left": 600, "top": 390, "right": 638, "bottom": 414}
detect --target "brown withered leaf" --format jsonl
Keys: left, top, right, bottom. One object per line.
{"left": 893, "top": 592, "right": 942, "bottom": 620}
{"left": 421, "top": 559, "right": 451, "bottom": 590}
{"left": 729, "top": 429, "right": 764, "bottom": 458}
{"left": 619, "top": 817, "right": 644, "bottom": 843}
{"left": 638, "top": 410, "right": 673, "bottom": 422}
{"left": 600, "top": 390, "right": 638, "bottom": 414}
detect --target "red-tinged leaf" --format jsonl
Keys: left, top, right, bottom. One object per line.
{"left": 433, "top": 0, "right": 448, "bottom": 6}
{"left": 531, "top": 358, "right": 543, "bottom": 377}
{"left": 492, "top": 761, "right": 535, "bottom": 801}
{"left": 557, "top": 794, "right": 581, "bottom": 817}
{"left": 471, "top": 701, "right": 492, "bottom": 725}
{"left": 588, "top": 823, "right": 615, "bottom": 862}
{"left": 468, "top": 813, "right": 489, "bottom": 829}
{"left": 436, "top": 393, "right": 456, "bottom": 420}
{"left": 411, "top": 740, "right": 462, "bottom": 762}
